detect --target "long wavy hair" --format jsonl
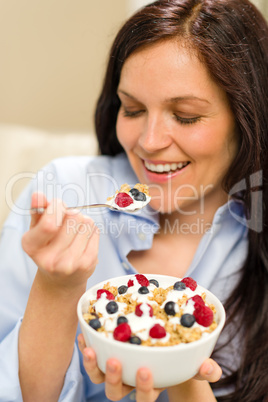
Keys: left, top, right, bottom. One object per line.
{"left": 95, "top": 1, "right": 268, "bottom": 400}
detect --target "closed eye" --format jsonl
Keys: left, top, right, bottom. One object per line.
{"left": 174, "top": 114, "right": 201, "bottom": 125}
{"left": 122, "top": 108, "right": 145, "bottom": 118}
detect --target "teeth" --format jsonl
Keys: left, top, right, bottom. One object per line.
{"left": 156, "top": 165, "right": 164, "bottom": 173}
{"left": 145, "top": 161, "right": 188, "bottom": 173}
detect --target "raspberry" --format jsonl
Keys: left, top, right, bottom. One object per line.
{"left": 187, "top": 295, "right": 205, "bottom": 307}
{"left": 115, "top": 192, "right": 134, "bottom": 208}
{"left": 149, "top": 324, "right": 166, "bottom": 339}
{"left": 135, "top": 303, "right": 153, "bottom": 317}
{"left": 113, "top": 323, "right": 131, "bottom": 342}
{"left": 182, "top": 277, "right": 197, "bottom": 291}
{"left": 193, "top": 304, "right": 214, "bottom": 327}
{"left": 135, "top": 274, "right": 150, "bottom": 287}
{"left": 96, "top": 289, "right": 115, "bottom": 300}
{"left": 127, "top": 279, "right": 134, "bottom": 287}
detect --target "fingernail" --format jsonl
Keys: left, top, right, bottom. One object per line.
{"left": 205, "top": 363, "right": 213, "bottom": 375}
{"left": 83, "top": 350, "right": 92, "bottom": 362}
{"left": 139, "top": 369, "right": 149, "bottom": 381}
{"left": 107, "top": 362, "right": 117, "bottom": 373}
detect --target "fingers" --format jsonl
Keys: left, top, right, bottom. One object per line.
{"left": 77, "top": 336, "right": 105, "bottom": 384}
{"left": 105, "top": 359, "right": 126, "bottom": 401}
{"left": 77, "top": 334, "right": 161, "bottom": 402}
{"left": 195, "top": 358, "right": 222, "bottom": 383}
{"left": 69, "top": 218, "right": 100, "bottom": 271}
{"left": 43, "top": 213, "right": 99, "bottom": 275}
{"left": 43, "top": 210, "right": 95, "bottom": 270}
{"left": 23, "top": 199, "right": 66, "bottom": 252}
{"left": 136, "top": 368, "right": 163, "bottom": 402}
{"left": 77, "top": 335, "right": 133, "bottom": 401}
{"left": 22, "top": 196, "right": 100, "bottom": 277}
{"left": 84, "top": 348, "right": 106, "bottom": 384}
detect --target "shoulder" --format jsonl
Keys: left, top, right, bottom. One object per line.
{"left": 44, "top": 153, "right": 138, "bottom": 193}
{"left": 45, "top": 153, "right": 132, "bottom": 180}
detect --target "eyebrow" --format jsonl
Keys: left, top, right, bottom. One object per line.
{"left": 165, "top": 96, "right": 211, "bottom": 105}
{"left": 117, "top": 90, "right": 210, "bottom": 105}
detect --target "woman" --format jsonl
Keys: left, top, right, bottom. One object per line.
{"left": 0, "top": 0, "right": 267, "bottom": 401}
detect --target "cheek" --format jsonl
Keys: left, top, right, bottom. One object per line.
{"left": 116, "top": 116, "right": 133, "bottom": 151}
{"left": 189, "top": 124, "right": 237, "bottom": 161}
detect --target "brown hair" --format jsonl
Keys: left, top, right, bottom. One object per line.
{"left": 95, "top": 1, "right": 268, "bottom": 400}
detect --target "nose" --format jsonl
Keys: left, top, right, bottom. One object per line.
{"left": 138, "top": 112, "right": 173, "bottom": 153}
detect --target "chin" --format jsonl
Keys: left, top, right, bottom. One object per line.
{"left": 148, "top": 200, "right": 176, "bottom": 215}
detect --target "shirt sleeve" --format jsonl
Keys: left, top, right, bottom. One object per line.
{"left": 0, "top": 174, "right": 87, "bottom": 402}
{"left": 0, "top": 315, "right": 85, "bottom": 402}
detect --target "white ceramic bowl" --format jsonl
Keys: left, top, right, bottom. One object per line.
{"left": 77, "top": 274, "right": 225, "bottom": 388}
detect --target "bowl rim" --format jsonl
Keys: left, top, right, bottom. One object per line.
{"left": 77, "top": 274, "right": 226, "bottom": 352}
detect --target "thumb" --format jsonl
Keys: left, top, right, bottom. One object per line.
{"left": 30, "top": 192, "right": 49, "bottom": 228}
{"left": 195, "top": 358, "right": 222, "bottom": 383}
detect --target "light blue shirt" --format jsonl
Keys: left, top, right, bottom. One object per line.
{"left": 0, "top": 153, "right": 248, "bottom": 401}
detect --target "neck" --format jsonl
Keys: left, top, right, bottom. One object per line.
{"left": 158, "top": 190, "right": 228, "bottom": 238}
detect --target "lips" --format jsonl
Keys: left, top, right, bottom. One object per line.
{"left": 144, "top": 160, "right": 189, "bottom": 174}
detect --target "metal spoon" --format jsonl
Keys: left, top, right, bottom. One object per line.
{"left": 31, "top": 203, "right": 142, "bottom": 214}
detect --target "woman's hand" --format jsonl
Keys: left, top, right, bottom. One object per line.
{"left": 77, "top": 334, "right": 222, "bottom": 402}
{"left": 22, "top": 192, "right": 100, "bottom": 292}
{"left": 77, "top": 334, "right": 164, "bottom": 402}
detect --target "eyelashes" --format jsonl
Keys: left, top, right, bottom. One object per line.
{"left": 122, "top": 108, "right": 201, "bottom": 125}
{"left": 123, "top": 109, "right": 145, "bottom": 118}
{"left": 173, "top": 114, "right": 201, "bottom": 125}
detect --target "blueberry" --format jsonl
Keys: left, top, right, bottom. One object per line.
{"left": 133, "top": 191, "right": 146, "bottom": 201}
{"left": 130, "top": 188, "right": 140, "bottom": 197}
{"left": 118, "top": 285, "right": 128, "bottom": 295}
{"left": 117, "top": 316, "right": 128, "bottom": 325}
{"left": 138, "top": 286, "right": 149, "bottom": 294}
{"left": 149, "top": 279, "right": 159, "bottom": 287}
{"left": 129, "top": 335, "right": 142, "bottom": 345}
{"left": 180, "top": 314, "right": 196, "bottom": 328}
{"left": 164, "top": 301, "right": 176, "bottom": 316}
{"left": 174, "top": 281, "right": 186, "bottom": 291}
{"left": 106, "top": 301, "right": 118, "bottom": 314}
{"left": 89, "top": 318, "right": 101, "bottom": 330}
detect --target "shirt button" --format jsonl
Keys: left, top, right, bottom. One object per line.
{"left": 138, "top": 232, "right": 146, "bottom": 241}
{"left": 129, "top": 390, "right": 136, "bottom": 400}
{"left": 122, "top": 262, "right": 130, "bottom": 270}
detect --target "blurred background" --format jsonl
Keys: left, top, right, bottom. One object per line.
{"left": 0, "top": 0, "right": 267, "bottom": 226}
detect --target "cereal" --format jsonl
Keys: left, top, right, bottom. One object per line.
{"left": 83, "top": 274, "right": 218, "bottom": 346}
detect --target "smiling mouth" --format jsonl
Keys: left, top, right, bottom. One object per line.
{"left": 144, "top": 161, "right": 190, "bottom": 174}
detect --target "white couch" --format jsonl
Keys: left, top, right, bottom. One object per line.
{"left": 0, "top": 124, "right": 98, "bottom": 228}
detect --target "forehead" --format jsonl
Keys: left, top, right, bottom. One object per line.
{"left": 119, "top": 39, "right": 227, "bottom": 105}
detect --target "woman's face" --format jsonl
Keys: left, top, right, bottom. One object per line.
{"left": 116, "top": 40, "right": 238, "bottom": 214}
